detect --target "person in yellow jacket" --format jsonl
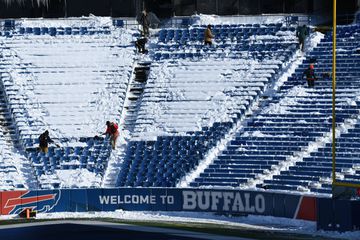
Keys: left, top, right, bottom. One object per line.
{"left": 204, "top": 25, "right": 214, "bottom": 46}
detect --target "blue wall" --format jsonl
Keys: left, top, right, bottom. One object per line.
{"left": 317, "top": 198, "right": 360, "bottom": 232}
{"left": 8, "top": 188, "right": 360, "bottom": 231}
{"left": 0, "top": 188, "right": 317, "bottom": 222}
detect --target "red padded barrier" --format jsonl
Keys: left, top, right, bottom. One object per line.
{"left": 296, "top": 196, "right": 317, "bottom": 221}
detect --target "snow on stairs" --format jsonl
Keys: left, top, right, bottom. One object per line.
{"left": 101, "top": 146, "right": 126, "bottom": 188}
{"left": 0, "top": 86, "right": 38, "bottom": 189}
{"left": 123, "top": 62, "right": 150, "bottom": 132}
{"left": 0, "top": 91, "right": 17, "bottom": 144}
{"left": 102, "top": 62, "right": 150, "bottom": 187}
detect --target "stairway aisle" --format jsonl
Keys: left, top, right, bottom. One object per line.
{"left": 123, "top": 62, "right": 151, "bottom": 133}
{"left": 0, "top": 84, "right": 38, "bottom": 189}
{"left": 102, "top": 62, "right": 151, "bottom": 187}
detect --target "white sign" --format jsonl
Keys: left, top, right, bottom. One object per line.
{"left": 182, "top": 190, "right": 265, "bottom": 213}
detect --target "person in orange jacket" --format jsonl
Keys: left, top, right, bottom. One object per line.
{"left": 204, "top": 25, "right": 214, "bottom": 46}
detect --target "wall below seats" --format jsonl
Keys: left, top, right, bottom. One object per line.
{"left": 3, "top": 188, "right": 359, "bottom": 231}
{"left": 0, "top": 188, "right": 316, "bottom": 221}
{"left": 317, "top": 198, "right": 360, "bottom": 232}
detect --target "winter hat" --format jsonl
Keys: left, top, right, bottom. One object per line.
{"left": 309, "top": 64, "right": 314, "bottom": 69}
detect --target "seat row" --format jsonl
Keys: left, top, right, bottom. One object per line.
{"left": 118, "top": 24, "right": 298, "bottom": 188}
{"left": 253, "top": 25, "right": 360, "bottom": 194}
{"left": 117, "top": 122, "right": 233, "bottom": 187}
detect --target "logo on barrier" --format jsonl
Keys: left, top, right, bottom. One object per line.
{"left": 182, "top": 190, "right": 266, "bottom": 213}
{"left": 1, "top": 190, "right": 61, "bottom": 215}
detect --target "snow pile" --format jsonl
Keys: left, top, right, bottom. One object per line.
{"left": 19, "top": 16, "right": 113, "bottom": 28}
{"left": 191, "top": 14, "right": 285, "bottom": 26}
{"left": 249, "top": 32, "right": 295, "bottom": 42}
{"left": 191, "top": 14, "right": 223, "bottom": 26}
{"left": 56, "top": 169, "right": 101, "bottom": 188}
{"left": 304, "top": 30, "right": 324, "bottom": 52}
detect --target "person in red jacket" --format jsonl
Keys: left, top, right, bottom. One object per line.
{"left": 103, "top": 121, "right": 119, "bottom": 150}
{"left": 303, "top": 63, "right": 317, "bottom": 88}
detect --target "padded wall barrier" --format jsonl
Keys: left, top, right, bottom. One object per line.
{"left": 317, "top": 198, "right": 360, "bottom": 231}
{"left": 0, "top": 188, "right": 317, "bottom": 221}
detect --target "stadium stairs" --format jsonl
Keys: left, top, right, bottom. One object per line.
{"left": 123, "top": 62, "right": 151, "bottom": 132}
{"left": 102, "top": 61, "right": 151, "bottom": 188}
{"left": 0, "top": 71, "right": 38, "bottom": 190}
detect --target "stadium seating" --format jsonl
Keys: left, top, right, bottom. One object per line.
{"left": 0, "top": 87, "right": 28, "bottom": 190}
{"left": 1, "top": 19, "right": 360, "bottom": 194}
{"left": 153, "top": 24, "right": 297, "bottom": 61}
{"left": 191, "top": 24, "right": 360, "bottom": 194}
{"left": 24, "top": 137, "right": 110, "bottom": 188}
{"left": 0, "top": 23, "right": 133, "bottom": 188}
{"left": 8, "top": 26, "right": 113, "bottom": 38}
{"left": 116, "top": 23, "right": 299, "bottom": 187}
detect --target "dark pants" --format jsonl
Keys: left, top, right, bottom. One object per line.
{"left": 298, "top": 37, "right": 305, "bottom": 51}
{"left": 135, "top": 41, "right": 147, "bottom": 54}
{"left": 307, "top": 78, "right": 315, "bottom": 88}
{"left": 142, "top": 25, "right": 149, "bottom": 36}
{"left": 204, "top": 40, "right": 212, "bottom": 46}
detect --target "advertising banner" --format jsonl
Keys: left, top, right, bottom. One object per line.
{"left": 0, "top": 190, "right": 60, "bottom": 215}
{"left": 0, "top": 188, "right": 317, "bottom": 221}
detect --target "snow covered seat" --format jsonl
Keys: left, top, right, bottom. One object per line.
{"left": 24, "top": 137, "right": 111, "bottom": 188}
{"left": 117, "top": 121, "right": 233, "bottom": 187}
{"left": 190, "top": 23, "right": 360, "bottom": 193}
{"left": 297, "top": 160, "right": 353, "bottom": 168}
{"left": 1, "top": 24, "right": 133, "bottom": 140}
{"left": 154, "top": 23, "right": 297, "bottom": 60}
{"left": 15, "top": 25, "right": 113, "bottom": 36}
{"left": 218, "top": 154, "right": 287, "bottom": 161}
{"left": 305, "top": 155, "right": 360, "bottom": 164}
{"left": 343, "top": 173, "right": 360, "bottom": 182}
{"left": 0, "top": 20, "right": 136, "bottom": 190}
{"left": 190, "top": 181, "right": 243, "bottom": 188}
{"left": 263, "top": 123, "right": 360, "bottom": 194}
{"left": 116, "top": 23, "right": 302, "bottom": 188}
{"left": 112, "top": 19, "right": 124, "bottom": 27}
{"left": 311, "top": 186, "right": 332, "bottom": 194}
{"left": 0, "top": 132, "right": 28, "bottom": 190}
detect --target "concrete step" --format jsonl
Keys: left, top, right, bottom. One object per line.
{"left": 128, "top": 96, "right": 139, "bottom": 101}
